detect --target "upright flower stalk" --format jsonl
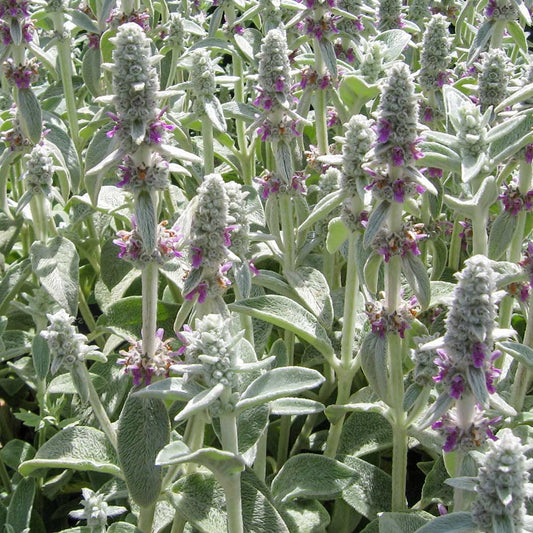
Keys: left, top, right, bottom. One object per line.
{"left": 182, "top": 173, "right": 233, "bottom": 316}
{"left": 41, "top": 310, "right": 117, "bottom": 449}
{"left": 111, "top": 23, "right": 161, "bottom": 365}
{"left": 46, "top": 0, "right": 81, "bottom": 151}
{"left": 189, "top": 49, "right": 225, "bottom": 174}
{"left": 423, "top": 256, "right": 508, "bottom": 510}
{"left": 365, "top": 62, "right": 427, "bottom": 510}
{"left": 471, "top": 429, "right": 533, "bottom": 532}
{"left": 172, "top": 314, "right": 247, "bottom": 533}
{"left": 325, "top": 114, "right": 374, "bottom": 458}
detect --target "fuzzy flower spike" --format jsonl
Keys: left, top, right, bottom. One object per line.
{"left": 183, "top": 174, "right": 235, "bottom": 305}
{"left": 366, "top": 63, "right": 436, "bottom": 205}
{"left": 110, "top": 22, "right": 159, "bottom": 147}
{"left": 471, "top": 429, "right": 533, "bottom": 532}
{"left": 421, "top": 255, "right": 515, "bottom": 451}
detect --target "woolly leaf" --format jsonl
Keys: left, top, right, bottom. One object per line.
{"left": 237, "top": 367, "right": 324, "bottom": 412}
{"left": 326, "top": 217, "right": 349, "bottom": 253}
{"left": 360, "top": 332, "right": 390, "bottom": 405}
{"left": 229, "top": 296, "right": 334, "bottom": 359}
{"left": 6, "top": 477, "right": 35, "bottom": 533}
{"left": 32, "top": 334, "right": 50, "bottom": 381}
{"left": 0, "top": 258, "right": 31, "bottom": 315}
{"left": 134, "top": 377, "right": 203, "bottom": 401}
{"left": 82, "top": 46, "right": 102, "bottom": 97}
{"left": 269, "top": 397, "right": 324, "bottom": 415}
{"left": 489, "top": 211, "right": 518, "bottom": 260}
{"left": 18, "top": 426, "right": 120, "bottom": 477}
{"left": 97, "top": 297, "right": 178, "bottom": 339}
{"left": 379, "top": 511, "right": 434, "bottom": 532}
{"left": 467, "top": 365, "right": 489, "bottom": 407}
{"left": 285, "top": 267, "right": 334, "bottom": 328}
{"left": 363, "top": 200, "right": 390, "bottom": 248}
{"left": 376, "top": 29, "right": 412, "bottom": 61}
{"left": 203, "top": 97, "right": 227, "bottom": 132}
{"left": 168, "top": 471, "right": 290, "bottom": 533}
{"left": 18, "top": 88, "right": 42, "bottom": 145}
{"left": 414, "top": 512, "right": 477, "bottom": 532}
{"left": 364, "top": 252, "right": 383, "bottom": 295}
{"left": 468, "top": 20, "right": 493, "bottom": 64}
{"left": 298, "top": 190, "right": 343, "bottom": 233}
{"left": 135, "top": 190, "right": 157, "bottom": 253}
{"left": 117, "top": 394, "right": 170, "bottom": 507}
{"left": 281, "top": 500, "right": 330, "bottom": 533}
{"left": 499, "top": 341, "right": 533, "bottom": 370}
{"left": 338, "top": 411, "right": 393, "bottom": 457}
{"left": 271, "top": 454, "right": 358, "bottom": 503}
{"left": 30, "top": 236, "right": 79, "bottom": 316}
{"left": 402, "top": 253, "right": 431, "bottom": 310}
{"left": 341, "top": 455, "right": 391, "bottom": 519}
{"left": 174, "top": 383, "right": 225, "bottom": 422}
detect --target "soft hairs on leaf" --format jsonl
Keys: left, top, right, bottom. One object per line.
{"left": 117, "top": 393, "right": 170, "bottom": 507}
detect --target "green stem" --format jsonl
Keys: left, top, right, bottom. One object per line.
{"left": 219, "top": 411, "right": 243, "bottom": 533}
{"left": 202, "top": 118, "right": 214, "bottom": 175}
{"left": 138, "top": 503, "right": 156, "bottom": 533}
{"left": 52, "top": 14, "right": 80, "bottom": 152}
{"left": 471, "top": 208, "right": 488, "bottom": 256}
{"left": 313, "top": 43, "right": 328, "bottom": 155}
{"left": 511, "top": 296, "right": 533, "bottom": 410}
{"left": 232, "top": 54, "right": 251, "bottom": 185}
{"left": 324, "top": 233, "right": 359, "bottom": 457}
{"left": 448, "top": 218, "right": 463, "bottom": 270}
{"left": 142, "top": 262, "right": 159, "bottom": 359}
{"left": 322, "top": 250, "right": 336, "bottom": 290}
{"left": 253, "top": 430, "right": 268, "bottom": 482}
{"left": 389, "top": 332, "right": 407, "bottom": 511}
{"left": 279, "top": 193, "right": 295, "bottom": 271}
{"left": 78, "top": 287, "right": 97, "bottom": 333}
{"left": 489, "top": 20, "right": 506, "bottom": 49}
{"left": 29, "top": 194, "right": 48, "bottom": 243}
{"left": 173, "top": 298, "right": 194, "bottom": 334}
{"left": 82, "top": 365, "right": 118, "bottom": 449}
{"left": 277, "top": 330, "right": 294, "bottom": 469}
{"left": 170, "top": 515, "right": 187, "bottom": 533}
{"left": 386, "top": 180, "right": 407, "bottom": 511}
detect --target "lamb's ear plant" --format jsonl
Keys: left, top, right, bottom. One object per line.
{"left": 8, "top": 0, "right": 533, "bottom": 532}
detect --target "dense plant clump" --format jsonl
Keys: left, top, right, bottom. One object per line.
{"left": 4, "top": 0, "right": 533, "bottom": 532}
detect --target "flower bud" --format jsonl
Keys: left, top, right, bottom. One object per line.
{"left": 419, "top": 14, "right": 451, "bottom": 92}
{"left": 471, "top": 429, "right": 533, "bottom": 532}
{"left": 478, "top": 48, "right": 510, "bottom": 112}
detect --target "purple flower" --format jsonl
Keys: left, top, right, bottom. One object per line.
{"left": 248, "top": 260, "right": 259, "bottom": 275}
{"left": 118, "top": 328, "right": 179, "bottom": 385}
{"left": 391, "top": 147, "right": 404, "bottom": 166}
{"left": 191, "top": 246, "right": 203, "bottom": 268}
{"left": 376, "top": 118, "right": 391, "bottom": 143}
{"left": 436, "top": 71, "right": 451, "bottom": 88}
{"left": 184, "top": 281, "right": 208, "bottom": 303}
{"left": 148, "top": 110, "right": 175, "bottom": 145}
{"left": 88, "top": 32, "right": 100, "bottom": 49}
{"left": 275, "top": 76, "right": 285, "bottom": 92}
{"left": 485, "top": 0, "right": 497, "bottom": 17}
{"left": 449, "top": 374, "right": 465, "bottom": 399}
{"left": 472, "top": 342, "right": 487, "bottom": 368}
{"left": 423, "top": 106, "right": 434, "bottom": 122}
{"left": 223, "top": 225, "right": 236, "bottom": 247}
{"left": 525, "top": 144, "right": 533, "bottom": 164}
{"left": 432, "top": 407, "right": 500, "bottom": 452}
{"left": 426, "top": 167, "right": 443, "bottom": 178}
{"left": 0, "top": 0, "right": 30, "bottom": 19}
